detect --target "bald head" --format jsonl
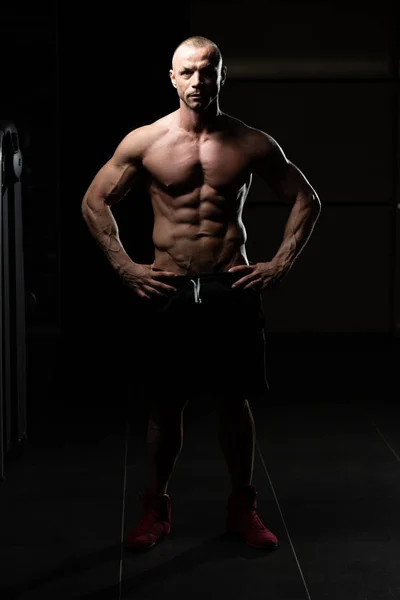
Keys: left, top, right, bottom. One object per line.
{"left": 169, "top": 36, "right": 226, "bottom": 113}
{"left": 172, "top": 36, "right": 222, "bottom": 71}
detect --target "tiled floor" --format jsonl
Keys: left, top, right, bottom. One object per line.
{"left": 0, "top": 333, "right": 399, "bottom": 599}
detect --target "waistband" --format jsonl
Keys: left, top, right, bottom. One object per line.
{"left": 152, "top": 269, "right": 243, "bottom": 282}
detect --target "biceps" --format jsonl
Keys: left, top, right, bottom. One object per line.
{"left": 282, "top": 162, "right": 312, "bottom": 199}
{"left": 267, "top": 161, "right": 313, "bottom": 203}
{"left": 89, "top": 159, "right": 140, "bottom": 206}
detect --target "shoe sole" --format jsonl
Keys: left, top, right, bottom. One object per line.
{"left": 225, "top": 530, "right": 279, "bottom": 551}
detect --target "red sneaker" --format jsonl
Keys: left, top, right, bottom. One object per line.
{"left": 123, "top": 487, "right": 171, "bottom": 551}
{"left": 226, "top": 485, "right": 278, "bottom": 550}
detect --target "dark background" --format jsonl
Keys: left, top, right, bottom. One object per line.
{"left": 1, "top": 1, "right": 399, "bottom": 442}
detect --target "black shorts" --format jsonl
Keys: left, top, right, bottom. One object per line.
{"left": 139, "top": 271, "right": 269, "bottom": 398}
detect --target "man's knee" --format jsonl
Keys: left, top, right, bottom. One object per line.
{"left": 217, "top": 395, "right": 248, "bottom": 416}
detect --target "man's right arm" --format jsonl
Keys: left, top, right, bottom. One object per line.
{"left": 81, "top": 127, "right": 148, "bottom": 278}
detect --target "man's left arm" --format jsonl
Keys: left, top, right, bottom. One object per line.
{"left": 255, "top": 132, "right": 321, "bottom": 275}
{"left": 229, "top": 131, "right": 321, "bottom": 290}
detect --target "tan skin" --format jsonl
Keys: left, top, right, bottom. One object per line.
{"left": 81, "top": 43, "right": 321, "bottom": 301}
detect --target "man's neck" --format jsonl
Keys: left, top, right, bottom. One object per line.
{"left": 178, "top": 100, "right": 222, "bottom": 134}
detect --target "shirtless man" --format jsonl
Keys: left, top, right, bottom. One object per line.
{"left": 81, "top": 36, "right": 321, "bottom": 552}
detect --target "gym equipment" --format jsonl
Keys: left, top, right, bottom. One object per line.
{"left": 0, "top": 120, "right": 27, "bottom": 481}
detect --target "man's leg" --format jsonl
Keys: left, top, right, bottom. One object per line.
{"left": 146, "top": 396, "right": 189, "bottom": 495}
{"left": 123, "top": 395, "right": 188, "bottom": 551}
{"left": 216, "top": 396, "right": 256, "bottom": 492}
{"left": 217, "top": 394, "right": 278, "bottom": 550}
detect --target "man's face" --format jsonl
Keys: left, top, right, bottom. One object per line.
{"left": 170, "top": 45, "right": 226, "bottom": 111}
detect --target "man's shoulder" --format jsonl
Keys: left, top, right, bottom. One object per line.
{"left": 222, "top": 112, "right": 269, "bottom": 139}
{"left": 143, "top": 111, "right": 177, "bottom": 135}
{"left": 222, "top": 112, "right": 273, "bottom": 151}
{"left": 121, "top": 111, "right": 177, "bottom": 155}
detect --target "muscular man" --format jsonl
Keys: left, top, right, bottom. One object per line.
{"left": 81, "top": 36, "right": 321, "bottom": 552}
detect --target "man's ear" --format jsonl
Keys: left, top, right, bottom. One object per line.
{"left": 221, "top": 65, "right": 227, "bottom": 86}
{"left": 169, "top": 69, "right": 177, "bottom": 88}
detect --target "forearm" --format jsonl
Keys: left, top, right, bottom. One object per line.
{"left": 272, "top": 191, "right": 321, "bottom": 268}
{"left": 81, "top": 196, "right": 137, "bottom": 276}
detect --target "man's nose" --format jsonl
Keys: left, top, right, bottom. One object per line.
{"left": 191, "top": 71, "right": 202, "bottom": 86}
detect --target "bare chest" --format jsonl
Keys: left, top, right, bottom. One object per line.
{"left": 142, "top": 135, "right": 251, "bottom": 195}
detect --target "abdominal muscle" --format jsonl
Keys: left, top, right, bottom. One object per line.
{"left": 150, "top": 196, "right": 249, "bottom": 276}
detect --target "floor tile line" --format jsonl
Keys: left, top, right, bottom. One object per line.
{"left": 358, "top": 405, "right": 400, "bottom": 464}
{"left": 256, "top": 439, "right": 312, "bottom": 600}
{"left": 370, "top": 420, "right": 400, "bottom": 463}
{"left": 118, "top": 419, "right": 129, "bottom": 600}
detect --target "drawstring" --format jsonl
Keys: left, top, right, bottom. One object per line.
{"left": 190, "top": 278, "right": 202, "bottom": 303}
